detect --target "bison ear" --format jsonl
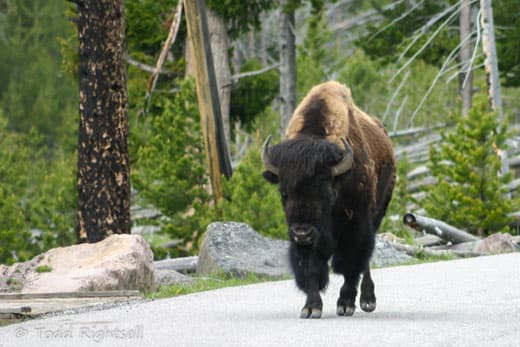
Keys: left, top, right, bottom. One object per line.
{"left": 262, "top": 171, "right": 279, "bottom": 184}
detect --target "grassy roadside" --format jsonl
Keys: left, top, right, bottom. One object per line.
{"left": 147, "top": 273, "right": 288, "bottom": 300}
{"left": 147, "top": 253, "right": 456, "bottom": 300}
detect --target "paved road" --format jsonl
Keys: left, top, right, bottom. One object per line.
{"left": 2, "top": 253, "right": 520, "bottom": 347}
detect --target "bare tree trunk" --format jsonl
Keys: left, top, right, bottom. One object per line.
{"left": 480, "top": 0, "right": 504, "bottom": 122}
{"left": 480, "top": 0, "right": 509, "bottom": 180}
{"left": 75, "top": 0, "right": 130, "bottom": 243}
{"left": 403, "top": 213, "right": 481, "bottom": 244}
{"left": 184, "top": 34, "right": 194, "bottom": 77}
{"left": 206, "top": 8, "right": 231, "bottom": 146}
{"left": 459, "top": 0, "right": 473, "bottom": 117}
{"left": 279, "top": 0, "right": 297, "bottom": 133}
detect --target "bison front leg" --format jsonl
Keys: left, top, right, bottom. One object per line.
{"left": 336, "top": 273, "right": 360, "bottom": 316}
{"left": 289, "top": 244, "right": 329, "bottom": 319}
{"left": 360, "top": 267, "right": 376, "bottom": 312}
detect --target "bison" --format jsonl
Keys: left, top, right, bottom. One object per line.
{"left": 262, "top": 81, "right": 395, "bottom": 318}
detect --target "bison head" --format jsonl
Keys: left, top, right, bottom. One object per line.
{"left": 262, "top": 136, "right": 353, "bottom": 247}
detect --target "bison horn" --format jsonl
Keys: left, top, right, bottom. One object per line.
{"left": 261, "top": 135, "right": 279, "bottom": 176}
{"left": 331, "top": 138, "right": 353, "bottom": 176}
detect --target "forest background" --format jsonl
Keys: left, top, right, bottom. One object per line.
{"left": 0, "top": 0, "right": 519, "bottom": 264}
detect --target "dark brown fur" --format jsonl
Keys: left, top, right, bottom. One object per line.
{"left": 263, "top": 81, "right": 395, "bottom": 318}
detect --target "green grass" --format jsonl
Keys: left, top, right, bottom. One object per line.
{"left": 147, "top": 273, "right": 286, "bottom": 299}
{"left": 146, "top": 253, "right": 458, "bottom": 300}
{"left": 35, "top": 265, "right": 52, "bottom": 273}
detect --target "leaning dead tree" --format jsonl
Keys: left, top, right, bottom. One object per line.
{"left": 184, "top": 0, "right": 232, "bottom": 203}
{"left": 403, "top": 213, "right": 481, "bottom": 244}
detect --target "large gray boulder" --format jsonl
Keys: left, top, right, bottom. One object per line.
{"left": 196, "top": 222, "right": 411, "bottom": 278}
{"left": 0, "top": 234, "right": 154, "bottom": 293}
{"left": 197, "top": 222, "right": 291, "bottom": 278}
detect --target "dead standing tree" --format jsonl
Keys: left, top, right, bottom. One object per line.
{"left": 279, "top": 0, "right": 297, "bottom": 133}
{"left": 74, "top": 0, "right": 131, "bottom": 243}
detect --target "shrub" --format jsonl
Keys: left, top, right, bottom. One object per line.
{"left": 217, "top": 141, "right": 287, "bottom": 240}
{"left": 423, "top": 93, "right": 515, "bottom": 235}
{"left": 0, "top": 112, "right": 77, "bottom": 264}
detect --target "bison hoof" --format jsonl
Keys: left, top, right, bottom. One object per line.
{"left": 336, "top": 305, "right": 355, "bottom": 317}
{"left": 360, "top": 300, "right": 376, "bottom": 313}
{"left": 300, "top": 307, "right": 322, "bottom": 319}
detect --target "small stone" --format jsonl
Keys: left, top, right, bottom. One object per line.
{"left": 154, "top": 269, "right": 194, "bottom": 286}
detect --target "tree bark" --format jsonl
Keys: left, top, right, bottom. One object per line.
{"left": 75, "top": 0, "right": 130, "bottom": 243}
{"left": 459, "top": 0, "right": 473, "bottom": 117}
{"left": 206, "top": 8, "right": 231, "bottom": 146}
{"left": 403, "top": 213, "right": 481, "bottom": 244}
{"left": 480, "top": 0, "right": 509, "bottom": 183}
{"left": 184, "top": 0, "right": 232, "bottom": 203}
{"left": 279, "top": 0, "right": 297, "bottom": 133}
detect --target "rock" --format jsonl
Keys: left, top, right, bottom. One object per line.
{"left": 155, "top": 269, "right": 194, "bottom": 286}
{"left": 450, "top": 241, "right": 480, "bottom": 252}
{"left": 197, "top": 222, "right": 291, "bottom": 278}
{"left": 196, "top": 222, "right": 412, "bottom": 278}
{"left": 474, "top": 233, "right": 519, "bottom": 254}
{"left": 380, "top": 232, "right": 405, "bottom": 244}
{"left": 371, "top": 236, "right": 412, "bottom": 268}
{"left": 0, "top": 234, "right": 154, "bottom": 293}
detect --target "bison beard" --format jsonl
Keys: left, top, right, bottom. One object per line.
{"left": 262, "top": 81, "right": 395, "bottom": 319}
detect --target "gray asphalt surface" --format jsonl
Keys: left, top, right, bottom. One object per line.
{"left": 1, "top": 253, "right": 519, "bottom": 347}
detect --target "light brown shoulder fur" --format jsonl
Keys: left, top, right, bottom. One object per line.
{"left": 284, "top": 81, "right": 395, "bottom": 210}
{"left": 285, "top": 81, "right": 380, "bottom": 150}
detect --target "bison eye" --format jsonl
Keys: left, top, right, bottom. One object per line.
{"left": 280, "top": 190, "right": 288, "bottom": 201}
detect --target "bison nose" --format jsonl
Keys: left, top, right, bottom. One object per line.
{"left": 289, "top": 224, "right": 317, "bottom": 246}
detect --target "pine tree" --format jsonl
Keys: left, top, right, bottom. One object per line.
{"left": 423, "top": 93, "right": 514, "bottom": 235}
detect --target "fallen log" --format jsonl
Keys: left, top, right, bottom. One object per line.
{"left": 403, "top": 213, "right": 481, "bottom": 244}
{"left": 154, "top": 256, "right": 198, "bottom": 273}
{"left": 390, "top": 242, "right": 482, "bottom": 258}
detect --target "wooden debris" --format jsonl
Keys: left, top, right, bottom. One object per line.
{"left": 154, "top": 256, "right": 198, "bottom": 273}
{"left": 0, "top": 290, "right": 141, "bottom": 300}
{"left": 403, "top": 213, "right": 481, "bottom": 244}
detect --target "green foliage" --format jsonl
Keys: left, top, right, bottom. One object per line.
{"left": 297, "top": 3, "right": 339, "bottom": 96}
{"left": 0, "top": 0, "right": 76, "bottom": 149}
{"left": 217, "top": 142, "right": 287, "bottom": 240}
{"left": 126, "top": 0, "right": 182, "bottom": 58}
{"left": 0, "top": 114, "right": 76, "bottom": 264}
{"left": 132, "top": 79, "right": 210, "bottom": 255}
{"left": 134, "top": 79, "right": 207, "bottom": 215}
{"left": 380, "top": 156, "right": 414, "bottom": 243}
{"left": 230, "top": 59, "right": 279, "bottom": 131}
{"left": 0, "top": 186, "right": 34, "bottom": 265}
{"left": 358, "top": 1, "right": 458, "bottom": 67}
{"left": 495, "top": 0, "right": 520, "bottom": 86}
{"left": 206, "top": 0, "right": 276, "bottom": 39}
{"left": 423, "top": 93, "right": 515, "bottom": 235}
{"left": 27, "top": 152, "right": 77, "bottom": 250}
{"left": 35, "top": 265, "right": 52, "bottom": 273}
{"left": 147, "top": 273, "right": 273, "bottom": 299}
